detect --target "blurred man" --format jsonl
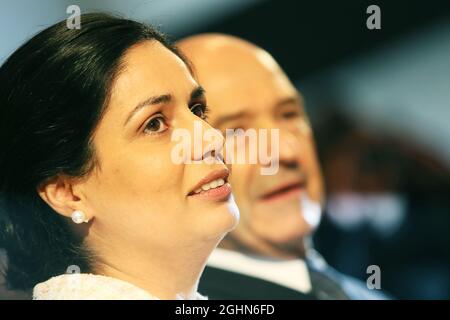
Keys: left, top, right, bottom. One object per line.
{"left": 178, "top": 34, "right": 386, "bottom": 299}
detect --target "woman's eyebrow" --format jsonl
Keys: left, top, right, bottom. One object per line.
{"left": 123, "top": 86, "right": 204, "bottom": 126}
{"left": 124, "top": 93, "right": 172, "bottom": 126}
{"left": 190, "top": 86, "right": 205, "bottom": 101}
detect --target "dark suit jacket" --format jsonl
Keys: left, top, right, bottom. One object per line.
{"left": 199, "top": 250, "right": 389, "bottom": 300}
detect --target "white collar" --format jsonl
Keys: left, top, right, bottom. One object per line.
{"left": 206, "top": 248, "right": 312, "bottom": 293}
{"left": 33, "top": 273, "right": 206, "bottom": 300}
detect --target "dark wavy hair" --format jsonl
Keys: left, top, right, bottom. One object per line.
{"left": 0, "top": 13, "right": 185, "bottom": 291}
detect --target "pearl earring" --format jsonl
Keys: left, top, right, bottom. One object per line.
{"left": 71, "top": 210, "right": 88, "bottom": 224}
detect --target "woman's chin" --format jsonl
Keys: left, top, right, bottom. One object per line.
{"left": 197, "top": 201, "right": 240, "bottom": 241}
{"left": 225, "top": 194, "right": 240, "bottom": 230}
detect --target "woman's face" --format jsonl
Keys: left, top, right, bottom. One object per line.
{"left": 76, "top": 41, "right": 239, "bottom": 259}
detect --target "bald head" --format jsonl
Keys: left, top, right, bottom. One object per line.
{"left": 177, "top": 34, "right": 298, "bottom": 129}
{"left": 178, "top": 33, "right": 277, "bottom": 71}
{"left": 178, "top": 34, "right": 290, "bottom": 105}
{"left": 177, "top": 34, "right": 324, "bottom": 257}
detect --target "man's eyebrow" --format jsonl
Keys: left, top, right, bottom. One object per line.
{"left": 275, "top": 95, "right": 302, "bottom": 108}
{"left": 214, "top": 111, "right": 250, "bottom": 128}
{"left": 124, "top": 94, "right": 172, "bottom": 126}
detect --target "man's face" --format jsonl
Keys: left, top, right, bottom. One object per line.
{"left": 183, "top": 43, "right": 324, "bottom": 251}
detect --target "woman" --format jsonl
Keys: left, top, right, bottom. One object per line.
{"left": 0, "top": 13, "right": 239, "bottom": 299}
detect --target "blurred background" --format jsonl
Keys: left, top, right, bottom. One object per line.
{"left": 1, "top": 0, "right": 449, "bottom": 299}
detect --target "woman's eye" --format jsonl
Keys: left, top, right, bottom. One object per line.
{"left": 190, "top": 103, "right": 209, "bottom": 120}
{"left": 143, "top": 115, "right": 168, "bottom": 134}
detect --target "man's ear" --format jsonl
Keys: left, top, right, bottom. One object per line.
{"left": 37, "top": 175, "right": 89, "bottom": 220}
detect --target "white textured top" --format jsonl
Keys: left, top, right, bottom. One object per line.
{"left": 33, "top": 273, "right": 206, "bottom": 300}
{"left": 207, "top": 248, "right": 312, "bottom": 293}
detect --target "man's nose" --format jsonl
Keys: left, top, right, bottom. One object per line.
{"left": 278, "top": 129, "right": 301, "bottom": 168}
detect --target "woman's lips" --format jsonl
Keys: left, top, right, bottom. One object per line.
{"left": 188, "top": 168, "right": 232, "bottom": 201}
{"left": 258, "top": 182, "right": 305, "bottom": 204}
{"left": 188, "top": 182, "right": 232, "bottom": 201}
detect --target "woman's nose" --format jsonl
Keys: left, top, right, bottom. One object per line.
{"left": 189, "top": 116, "right": 225, "bottom": 163}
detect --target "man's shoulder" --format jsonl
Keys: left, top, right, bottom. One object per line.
{"left": 306, "top": 249, "right": 391, "bottom": 300}
{"left": 199, "top": 249, "right": 392, "bottom": 300}
{"left": 324, "top": 267, "right": 389, "bottom": 300}
{"left": 199, "top": 265, "right": 315, "bottom": 300}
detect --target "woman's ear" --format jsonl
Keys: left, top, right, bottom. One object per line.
{"left": 37, "top": 175, "right": 89, "bottom": 220}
